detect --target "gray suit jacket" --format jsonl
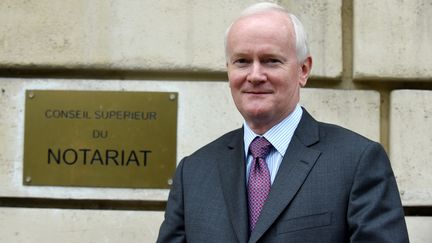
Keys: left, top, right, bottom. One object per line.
{"left": 157, "top": 109, "right": 409, "bottom": 243}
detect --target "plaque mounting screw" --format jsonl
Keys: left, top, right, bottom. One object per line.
{"left": 25, "top": 176, "right": 32, "bottom": 183}
{"left": 28, "top": 92, "right": 34, "bottom": 99}
{"left": 167, "top": 178, "right": 173, "bottom": 186}
{"left": 169, "top": 93, "right": 176, "bottom": 101}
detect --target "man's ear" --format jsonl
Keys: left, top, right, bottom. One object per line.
{"left": 299, "top": 56, "right": 312, "bottom": 87}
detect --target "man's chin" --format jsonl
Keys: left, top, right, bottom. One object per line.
{"left": 243, "top": 107, "right": 267, "bottom": 115}
{"left": 241, "top": 108, "right": 273, "bottom": 123}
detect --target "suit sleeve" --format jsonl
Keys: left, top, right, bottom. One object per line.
{"left": 156, "top": 158, "right": 187, "bottom": 243}
{"left": 347, "top": 142, "right": 409, "bottom": 243}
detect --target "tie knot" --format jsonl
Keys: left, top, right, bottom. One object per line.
{"left": 249, "top": 137, "right": 272, "bottom": 159}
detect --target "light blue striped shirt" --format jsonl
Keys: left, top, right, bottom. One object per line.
{"left": 244, "top": 104, "right": 303, "bottom": 184}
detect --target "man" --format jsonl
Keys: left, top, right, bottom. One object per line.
{"left": 157, "top": 2, "right": 408, "bottom": 243}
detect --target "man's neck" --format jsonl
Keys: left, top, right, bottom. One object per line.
{"left": 245, "top": 108, "right": 297, "bottom": 135}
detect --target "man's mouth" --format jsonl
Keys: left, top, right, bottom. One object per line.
{"left": 243, "top": 90, "right": 272, "bottom": 95}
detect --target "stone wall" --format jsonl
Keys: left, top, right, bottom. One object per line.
{"left": 1, "top": 0, "right": 431, "bottom": 242}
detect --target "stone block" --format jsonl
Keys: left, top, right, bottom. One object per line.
{"left": 0, "top": 207, "right": 164, "bottom": 243}
{"left": 301, "top": 88, "right": 380, "bottom": 142}
{"left": 390, "top": 90, "right": 432, "bottom": 205}
{"left": 0, "top": 78, "right": 242, "bottom": 200}
{"left": 0, "top": 0, "right": 342, "bottom": 77}
{"left": 406, "top": 217, "right": 432, "bottom": 243}
{"left": 353, "top": 0, "right": 432, "bottom": 79}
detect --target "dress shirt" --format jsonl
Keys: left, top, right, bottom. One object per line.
{"left": 244, "top": 104, "right": 303, "bottom": 184}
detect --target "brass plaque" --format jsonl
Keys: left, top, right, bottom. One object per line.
{"left": 23, "top": 90, "right": 177, "bottom": 189}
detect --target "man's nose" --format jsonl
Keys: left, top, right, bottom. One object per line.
{"left": 247, "top": 62, "right": 266, "bottom": 84}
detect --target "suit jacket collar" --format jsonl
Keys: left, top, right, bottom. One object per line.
{"left": 217, "top": 128, "right": 249, "bottom": 243}
{"left": 292, "top": 108, "right": 320, "bottom": 147}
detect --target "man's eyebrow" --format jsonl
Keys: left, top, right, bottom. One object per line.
{"left": 229, "top": 53, "right": 249, "bottom": 59}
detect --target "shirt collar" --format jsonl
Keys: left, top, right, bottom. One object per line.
{"left": 243, "top": 104, "right": 303, "bottom": 157}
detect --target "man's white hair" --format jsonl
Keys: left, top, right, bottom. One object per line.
{"left": 224, "top": 2, "right": 310, "bottom": 63}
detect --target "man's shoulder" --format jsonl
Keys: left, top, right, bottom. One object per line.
{"left": 311, "top": 120, "right": 384, "bottom": 158}
{"left": 300, "top": 108, "right": 376, "bottom": 146}
{"left": 317, "top": 121, "right": 374, "bottom": 145}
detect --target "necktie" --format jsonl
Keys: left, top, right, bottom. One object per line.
{"left": 248, "top": 136, "right": 272, "bottom": 232}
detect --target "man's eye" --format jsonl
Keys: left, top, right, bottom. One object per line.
{"left": 265, "top": 58, "right": 281, "bottom": 64}
{"left": 232, "top": 59, "right": 250, "bottom": 67}
{"left": 234, "top": 59, "right": 248, "bottom": 64}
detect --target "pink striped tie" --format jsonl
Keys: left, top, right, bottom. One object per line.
{"left": 248, "top": 136, "right": 272, "bottom": 232}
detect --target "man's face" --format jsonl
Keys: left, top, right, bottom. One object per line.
{"left": 226, "top": 11, "right": 311, "bottom": 134}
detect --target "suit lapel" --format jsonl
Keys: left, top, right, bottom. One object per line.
{"left": 216, "top": 128, "right": 249, "bottom": 243}
{"left": 249, "top": 110, "right": 322, "bottom": 243}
